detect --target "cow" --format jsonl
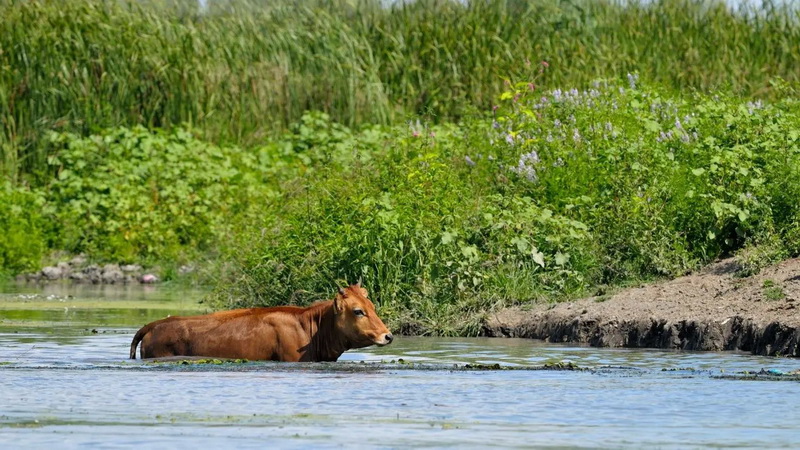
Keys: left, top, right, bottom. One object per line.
{"left": 129, "top": 284, "right": 393, "bottom": 362}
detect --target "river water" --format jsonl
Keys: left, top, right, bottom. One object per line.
{"left": 1, "top": 283, "right": 799, "bottom": 448}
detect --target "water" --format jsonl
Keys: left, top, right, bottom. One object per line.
{"left": 1, "top": 283, "right": 799, "bottom": 448}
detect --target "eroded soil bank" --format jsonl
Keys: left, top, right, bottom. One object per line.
{"left": 483, "top": 258, "right": 800, "bottom": 356}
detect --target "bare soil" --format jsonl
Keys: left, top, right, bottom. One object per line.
{"left": 483, "top": 258, "right": 800, "bottom": 356}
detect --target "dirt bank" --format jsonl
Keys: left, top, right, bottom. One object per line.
{"left": 483, "top": 258, "right": 800, "bottom": 356}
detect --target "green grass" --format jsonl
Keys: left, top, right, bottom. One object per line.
{"left": 762, "top": 279, "right": 786, "bottom": 301}
{"left": 4, "top": 0, "right": 800, "bottom": 179}
{"left": 764, "top": 286, "right": 786, "bottom": 301}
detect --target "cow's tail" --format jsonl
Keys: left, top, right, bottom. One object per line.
{"left": 130, "top": 323, "right": 156, "bottom": 359}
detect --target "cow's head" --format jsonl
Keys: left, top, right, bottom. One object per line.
{"left": 333, "top": 283, "right": 393, "bottom": 348}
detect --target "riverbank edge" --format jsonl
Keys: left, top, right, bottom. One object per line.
{"left": 482, "top": 258, "right": 800, "bottom": 357}
{"left": 482, "top": 313, "right": 800, "bottom": 357}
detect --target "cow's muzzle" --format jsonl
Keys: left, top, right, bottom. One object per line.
{"left": 375, "top": 333, "right": 394, "bottom": 346}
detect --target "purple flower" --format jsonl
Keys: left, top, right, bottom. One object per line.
{"left": 747, "top": 100, "right": 764, "bottom": 114}
{"left": 409, "top": 119, "right": 422, "bottom": 137}
{"left": 512, "top": 161, "right": 538, "bottom": 182}
{"left": 465, "top": 155, "right": 476, "bottom": 166}
{"left": 511, "top": 150, "right": 541, "bottom": 182}
{"left": 521, "top": 150, "right": 540, "bottom": 164}
{"left": 627, "top": 73, "right": 638, "bottom": 89}
{"left": 657, "top": 130, "right": 675, "bottom": 143}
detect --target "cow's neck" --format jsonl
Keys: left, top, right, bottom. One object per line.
{"left": 301, "top": 301, "right": 348, "bottom": 362}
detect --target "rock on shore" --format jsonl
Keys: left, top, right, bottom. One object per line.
{"left": 17, "top": 256, "right": 160, "bottom": 284}
{"left": 483, "top": 258, "right": 800, "bottom": 357}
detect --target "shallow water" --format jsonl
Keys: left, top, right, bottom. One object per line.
{"left": 1, "top": 283, "right": 799, "bottom": 448}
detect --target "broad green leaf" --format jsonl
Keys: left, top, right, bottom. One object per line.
{"left": 511, "top": 237, "right": 529, "bottom": 253}
{"left": 555, "top": 252, "right": 570, "bottom": 266}
{"left": 441, "top": 231, "right": 455, "bottom": 245}
{"left": 738, "top": 210, "right": 749, "bottom": 222}
{"left": 643, "top": 120, "right": 660, "bottom": 132}
{"left": 531, "top": 247, "right": 545, "bottom": 267}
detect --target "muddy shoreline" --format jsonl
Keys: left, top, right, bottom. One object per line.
{"left": 483, "top": 258, "right": 800, "bottom": 357}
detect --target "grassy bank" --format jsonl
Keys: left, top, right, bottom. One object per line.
{"left": 6, "top": 76, "right": 800, "bottom": 334}
{"left": 4, "top": 0, "right": 800, "bottom": 334}
{"left": 4, "top": 0, "right": 800, "bottom": 179}
{"left": 206, "top": 79, "right": 800, "bottom": 334}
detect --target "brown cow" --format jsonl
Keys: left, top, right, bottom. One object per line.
{"left": 129, "top": 284, "right": 393, "bottom": 362}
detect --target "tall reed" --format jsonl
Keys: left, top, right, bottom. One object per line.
{"left": 2, "top": 0, "right": 799, "bottom": 179}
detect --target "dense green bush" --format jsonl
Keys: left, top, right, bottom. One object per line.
{"left": 43, "top": 126, "right": 257, "bottom": 262}
{"left": 0, "top": 183, "right": 48, "bottom": 274}
{"left": 490, "top": 77, "right": 800, "bottom": 280}
{"left": 209, "top": 78, "right": 800, "bottom": 334}
{"left": 213, "top": 126, "right": 597, "bottom": 334}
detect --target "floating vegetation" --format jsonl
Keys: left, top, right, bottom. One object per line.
{"left": 146, "top": 357, "right": 250, "bottom": 365}
{"left": 135, "top": 358, "right": 588, "bottom": 372}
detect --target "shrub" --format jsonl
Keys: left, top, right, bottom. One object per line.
{"left": 44, "top": 126, "right": 257, "bottom": 262}
{"left": 0, "top": 183, "right": 48, "bottom": 274}
{"left": 211, "top": 77, "right": 800, "bottom": 334}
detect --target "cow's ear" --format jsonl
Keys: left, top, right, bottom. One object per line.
{"left": 334, "top": 287, "right": 346, "bottom": 314}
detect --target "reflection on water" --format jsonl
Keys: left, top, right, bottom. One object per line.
{"left": 1, "top": 282, "right": 800, "bottom": 448}
{"left": 0, "top": 281, "right": 207, "bottom": 334}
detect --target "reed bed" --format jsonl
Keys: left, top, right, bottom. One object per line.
{"left": 2, "top": 0, "right": 799, "bottom": 179}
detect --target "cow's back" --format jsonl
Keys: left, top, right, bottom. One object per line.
{"left": 138, "top": 308, "right": 309, "bottom": 361}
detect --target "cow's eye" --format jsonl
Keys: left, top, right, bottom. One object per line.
{"left": 353, "top": 308, "right": 365, "bottom": 317}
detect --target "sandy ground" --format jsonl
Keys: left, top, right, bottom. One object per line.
{"left": 484, "top": 258, "right": 800, "bottom": 356}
